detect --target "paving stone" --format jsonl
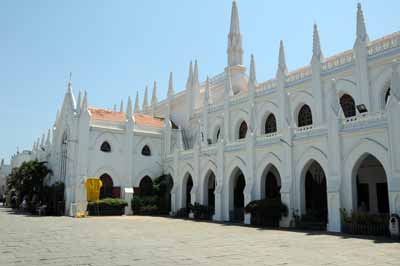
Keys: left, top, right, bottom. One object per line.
{"left": 0, "top": 207, "right": 399, "bottom": 266}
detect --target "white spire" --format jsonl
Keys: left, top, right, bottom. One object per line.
{"left": 277, "top": 40, "right": 288, "bottom": 76}
{"left": 46, "top": 129, "right": 51, "bottom": 146}
{"left": 152, "top": 81, "right": 158, "bottom": 106}
{"left": 186, "top": 61, "right": 193, "bottom": 89}
{"left": 168, "top": 72, "right": 174, "bottom": 98}
{"left": 356, "top": 3, "right": 368, "bottom": 42}
{"left": 40, "top": 134, "right": 45, "bottom": 147}
{"left": 312, "top": 23, "right": 323, "bottom": 60}
{"left": 82, "top": 91, "right": 88, "bottom": 111}
{"left": 249, "top": 54, "right": 256, "bottom": 84}
{"left": 143, "top": 86, "right": 149, "bottom": 111}
{"left": 126, "top": 96, "right": 133, "bottom": 118}
{"left": 134, "top": 91, "right": 140, "bottom": 113}
{"left": 204, "top": 76, "right": 210, "bottom": 105}
{"left": 248, "top": 54, "right": 257, "bottom": 99}
{"left": 63, "top": 72, "right": 76, "bottom": 110}
{"left": 76, "top": 91, "right": 82, "bottom": 112}
{"left": 227, "top": 0, "right": 243, "bottom": 66}
{"left": 193, "top": 60, "right": 199, "bottom": 87}
{"left": 120, "top": 100, "right": 124, "bottom": 113}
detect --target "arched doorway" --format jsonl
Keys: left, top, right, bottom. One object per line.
{"left": 99, "top": 174, "right": 113, "bottom": 199}
{"left": 354, "top": 154, "right": 389, "bottom": 214}
{"left": 203, "top": 171, "right": 216, "bottom": 212}
{"left": 157, "top": 175, "right": 174, "bottom": 214}
{"left": 261, "top": 165, "right": 281, "bottom": 200}
{"left": 229, "top": 168, "right": 246, "bottom": 222}
{"left": 303, "top": 161, "right": 327, "bottom": 226}
{"left": 182, "top": 174, "right": 193, "bottom": 211}
{"left": 139, "top": 176, "right": 153, "bottom": 196}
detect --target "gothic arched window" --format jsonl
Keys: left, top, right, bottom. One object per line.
{"left": 297, "top": 105, "right": 313, "bottom": 127}
{"left": 238, "top": 121, "right": 248, "bottom": 139}
{"left": 100, "top": 141, "right": 111, "bottom": 153}
{"left": 264, "top": 114, "right": 277, "bottom": 134}
{"left": 385, "top": 87, "right": 391, "bottom": 105}
{"left": 141, "top": 145, "right": 151, "bottom": 156}
{"left": 340, "top": 94, "right": 356, "bottom": 118}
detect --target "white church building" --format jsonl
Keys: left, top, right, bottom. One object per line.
{"left": 12, "top": 1, "right": 400, "bottom": 232}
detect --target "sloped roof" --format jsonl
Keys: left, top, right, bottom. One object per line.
{"left": 88, "top": 108, "right": 165, "bottom": 128}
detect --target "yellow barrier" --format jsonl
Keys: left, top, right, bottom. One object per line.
{"left": 85, "top": 178, "right": 103, "bottom": 202}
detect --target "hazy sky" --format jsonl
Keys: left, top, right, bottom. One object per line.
{"left": 0, "top": 0, "right": 399, "bottom": 163}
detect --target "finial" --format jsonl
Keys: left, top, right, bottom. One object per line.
{"left": 152, "top": 81, "right": 158, "bottom": 106}
{"left": 277, "top": 40, "right": 288, "bottom": 76}
{"left": 134, "top": 91, "right": 140, "bottom": 113}
{"left": 186, "top": 61, "right": 193, "bottom": 89}
{"left": 82, "top": 91, "right": 88, "bottom": 110}
{"left": 249, "top": 54, "right": 256, "bottom": 83}
{"left": 312, "top": 23, "right": 323, "bottom": 60}
{"left": 143, "top": 86, "right": 149, "bottom": 110}
{"left": 193, "top": 60, "right": 199, "bottom": 87}
{"left": 168, "top": 72, "right": 174, "bottom": 97}
{"left": 356, "top": 3, "right": 368, "bottom": 42}
{"left": 204, "top": 76, "right": 210, "bottom": 105}
{"left": 120, "top": 99, "right": 124, "bottom": 113}
{"left": 126, "top": 96, "right": 133, "bottom": 118}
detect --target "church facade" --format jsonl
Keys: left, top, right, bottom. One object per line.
{"left": 15, "top": 2, "right": 400, "bottom": 232}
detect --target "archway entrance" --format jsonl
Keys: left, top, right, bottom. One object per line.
{"left": 183, "top": 174, "right": 193, "bottom": 211}
{"left": 157, "top": 175, "right": 174, "bottom": 214}
{"left": 262, "top": 165, "right": 281, "bottom": 200}
{"left": 204, "top": 171, "right": 216, "bottom": 213}
{"left": 303, "top": 161, "right": 327, "bottom": 226}
{"left": 139, "top": 176, "right": 153, "bottom": 196}
{"left": 229, "top": 168, "right": 246, "bottom": 222}
{"left": 354, "top": 154, "right": 389, "bottom": 214}
{"left": 99, "top": 174, "right": 113, "bottom": 199}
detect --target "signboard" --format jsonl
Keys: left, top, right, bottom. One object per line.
{"left": 85, "top": 178, "right": 103, "bottom": 202}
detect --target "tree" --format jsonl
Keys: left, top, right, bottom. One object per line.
{"left": 5, "top": 160, "right": 51, "bottom": 208}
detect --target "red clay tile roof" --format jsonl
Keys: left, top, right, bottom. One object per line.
{"left": 88, "top": 107, "right": 165, "bottom": 128}
{"left": 88, "top": 108, "right": 125, "bottom": 122}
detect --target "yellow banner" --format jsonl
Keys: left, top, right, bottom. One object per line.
{"left": 85, "top": 178, "right": 103, "bottom": 202}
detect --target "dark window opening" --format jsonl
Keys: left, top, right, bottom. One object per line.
{"left": 238, "top": 121, "right": 248, "bottom": 139}
{"left": 340, "top": 94, "right": 356, "bottom": 118}
{"left": 100, "top": 141, "right": 111, "bottom": 153}
{"left": 264, "top": 114, "right": 277, "bottom": 134}
{"left": 298, "top": 105, "right": 313, "bottom": 127}
{"left": 141, "top": 145, "right": 151, "bottom": 156}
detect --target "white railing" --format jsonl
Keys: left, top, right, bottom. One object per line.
{"left": 294, "top": 125, "right": 313, "bottom": 134}
{"left": 368, "top": 32, "right": 400, "bottom": 57}
{"left": 341, "top": 112, "right": 386, "bottom": 129}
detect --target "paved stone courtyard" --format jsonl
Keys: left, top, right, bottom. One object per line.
{"left": 0, "top": 207, "right": 399, "bottom": 266}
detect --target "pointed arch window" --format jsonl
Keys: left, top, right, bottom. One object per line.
{"left": 385, "top": 87, "right": 391, "bottom": 105}
{"left": 100, "top": 141, "right": 111, "bottom": 153}
{"left": 216, "top": 128, "right": 221, "bottom": 142}
{"left": 298, "top": 105, "right": 313, "bottom": 127}
{"left": 340, "top": 94, "right": 356, "bottom": 118}
{"left": 264, "top": 114, "right": 277, "bottom": 134}
{"left": 141, "top": 145, "right": 151, "bottom": 156}
{"left": 238, "top": 121, "right": 248, "bottom": 139}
